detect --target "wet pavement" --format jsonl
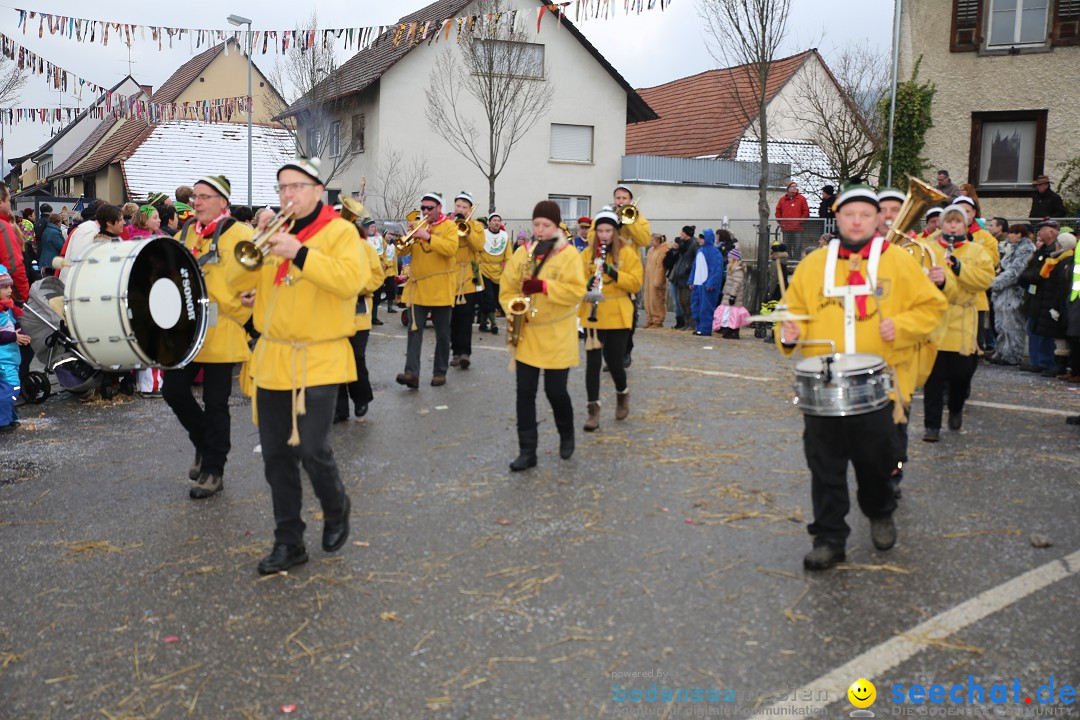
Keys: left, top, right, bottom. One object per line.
{"left": 2, "top": 315, "right": 1078, "bottom": 719}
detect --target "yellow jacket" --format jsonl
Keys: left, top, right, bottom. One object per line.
{"left": 401, "top": 218, "right": 458, "bottom": 307}
{"left": 926, "top": 238, "right": 994, "bottom": 355}
{"left": 500, "top": 238, "right": 587, "bottom": 369}
{"left": 177, "top": 220, "right": 254, "bottom": 364}
{"left": 972, "top": 228, "right": 999, "bottom": 311}
{"left": 586, "top": 210, "right": 652, "bottom": 250}
{"left": 478, "top": 229, "right": 513, "bottom": 284}
{"left": 354, "top": 239, "right": 388, "bottom": 333}
{"left": 367, "top": 233, "right": 396, "bottom": 281}
{"left": 579, "top": 242, "right": 643, "bottom": 329}
{"left": 454, "top": 218, "right": 486, "bottom": 298}
{"left": 778, "top": 243, "right": 947, "bottom": 407}
{"left": 226, "top": 214, "right": 366, "bottom": 391}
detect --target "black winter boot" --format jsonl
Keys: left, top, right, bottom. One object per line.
{"left": 554, "top": 415, "right": 575, "bottom": 460}
{"left": 510, "top": 428, "right": 538, "bottom": 471}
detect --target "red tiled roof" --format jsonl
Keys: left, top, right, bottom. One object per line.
{"left": 151, "top": 41, "right": 228, "bottom": 103}
{"left": 626, "top": 50, "right": 815, "bottom": 159}
{"left": 281, "top": 0, "right": 655, "bottom": 123}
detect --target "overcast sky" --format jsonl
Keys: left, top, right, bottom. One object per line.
{"left": 2, "top": 0, "right": 894, "bottom": 163}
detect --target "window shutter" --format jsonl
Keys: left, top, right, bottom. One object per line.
{"left": 549, "top": 124, "right": 593, "bottom": 162}
{"left": 1053, "top": 0, "right": 1080, "bottom": 45}
{"left": 951, "top": 0, "right": 984, "bottom": 52}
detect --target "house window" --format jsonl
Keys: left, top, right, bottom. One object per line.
{"left": 329, "top": 121, "right": 341, "bottom": 158}
{"left": 351, "top": 114, "right": 365, "bottom": 154}
{"left": 549, "top": 195, "right": 590, "bottom": 220}
{"left": 550, "top": 124, "right": 593, "bottom": 163}
{"left": 306, "top": 127, "right": 321, "bottom": 156}
{"left": 988, "top": 0, "right": 1050, "bottom": 46}
{"left": 476, "top": 40, "right": 544, "bottom": 79}
{"left": 969, "top": 110, "right": 1047, "bottom": 192}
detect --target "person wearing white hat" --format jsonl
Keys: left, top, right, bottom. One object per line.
{"left": 449, "top": 191, "right": 486, "bottom": 370}
{"left": 597, "top": 184, "right": 651, "bottom": 367}
{"left": 776, "top": 182, "right": 947, "bottom": 570}
{"left": 477, "top": 212, "right": 512, "bottom": 335}
{"left": 226, "top": 156, "right": 367, "bottom": 575}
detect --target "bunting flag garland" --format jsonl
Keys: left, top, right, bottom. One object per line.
{"left": 0, "top": 31, "right": 109, "bottom": 95}
{"left": 0, "top": 96, "right": 252, "bottom": 126}
{"left": 12, "top": 1, "right": 669, "bottom": 55}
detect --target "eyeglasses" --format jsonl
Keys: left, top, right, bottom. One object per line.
{"left": 192, "top": 193, "right": 222, "bottom": 202}
{"left": 277, "top": 182, "right": 317, "bottom": 193}
{"left": 420, "top": 205, "right": 436, "bottom": 211}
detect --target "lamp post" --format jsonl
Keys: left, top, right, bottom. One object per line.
{"left": 227, "top": 14, "right": 253, "bottom": 207}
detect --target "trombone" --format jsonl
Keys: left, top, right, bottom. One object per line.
{"left": 234, "top": 202, "right": 297, "bottom": 270}
{"left": 395, "top": 209, "right": 429, "bottom": 252}
{"left": 617, "top": 197, "right": 643, "bottom": 226}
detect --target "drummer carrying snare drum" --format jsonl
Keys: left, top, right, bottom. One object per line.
{"left": 777, "top": 182, "right": 947, "bottom": 571}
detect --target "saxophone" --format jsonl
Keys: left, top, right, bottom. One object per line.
{"left": 507, "top": 240, "right": 537, "bottom": 348}
{"left": 584, "top": 240, "right": 607, "bottom": 323}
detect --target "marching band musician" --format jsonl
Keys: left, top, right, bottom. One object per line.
{"left": 226, "top": 157, "right": 365, "bottom": 575}
{"left": 396, "top": 192, "right": 458, "bottom": 389}
{"left": 478, "top": 212, "right": 512, "bottom": 335}
{"left": 949, "top": 195, "right": 1000, "bottom": 351}
{"left": 609, "top": 184, "right": 651, "bottom": 367}
{"left": 580, "top": 208, "right": 643, "bottom": 432}
{"left": 449, "top": 192, "right": 486, "bottom": 371}
{"left": 335, "top": 216, "right": 387, "bottom": 423}
{"left": 500, "top": 201, "right": 587, "bottom": 471}
{"left": 920, "top": 204, "right": 995, "bottom": 443}
{"left": 778, "top": 183, "right": 946, "bottom": 571}
{"left": 163, "top": 174, "right": 253, "bottom": 500}
{"left": 360, "top": 217, "right": 390, "bottom": 326}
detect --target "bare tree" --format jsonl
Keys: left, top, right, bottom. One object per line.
{"left": 265, "top": 12, "right": 358, "bottom": 187}
{"left": 425, "top": 0, "right": 555, "bottom": 213}
{"left": 0, "top": 54, "right": 28, "bottom": 107}
{"left": 789, "top": 44, "right": 888, "bottom": 186}
{"left": 370, "top": 145, "right": 432, "bottom": 220}
{"left": 698, "top": 0, "right": 791, "bottom": 310}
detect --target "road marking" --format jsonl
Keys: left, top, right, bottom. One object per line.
{"left": 650, "top": 365, "right": 772, "bottom": 382}
{"left": 749, "top": 548, "right": 1080, "bottom": 719}
{"left": 911, "top": 396, "right": 1075, "bottom": 417}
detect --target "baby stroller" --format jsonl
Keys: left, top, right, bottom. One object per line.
{"left": 19, "top": 277, "right": 104, "bottom": 398}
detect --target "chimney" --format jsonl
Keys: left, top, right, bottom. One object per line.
{"left": 140, "top": 85, "right": 153, "bottom": 97}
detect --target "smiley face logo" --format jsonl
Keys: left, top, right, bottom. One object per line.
{"left": 848, "top": 679, "right": 876, "bottom": 709}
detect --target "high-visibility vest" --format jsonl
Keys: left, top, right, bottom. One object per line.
{"left": 1071, "top": 244, "right": 1080, "bottom": 301}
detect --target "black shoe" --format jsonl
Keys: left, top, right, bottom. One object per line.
{"left": 490, "top": 325, "right": 498, "bottom": 335}
{"left": 322, "top": 495, "right": 351, "bottom": 552}
{"left": 188, "top": 452, "right": 203, "bottom": 481}
{"left": 673, "top": 319, "right": 685, "bottom": 330}
{"left": 602, "top": 364, "right": 609, "bottom": 373}
{"left": 257, "top": 543, "right": 309, "bottom": 575}
{"left": 558, "top": 431, "right": 574, "bottom": 460}
{"left": 458, "top": 355, "right": 471, "bottom": 370}
{"left": 1067, "top": 415, "right": 1080, "bottom": 426}
{"left": 623, "top": 354, "right": 632, "bottom": 368}
{"left": 189, "top": 473, "right": 223, "bottom": 499}
{"left": 355, "top": 403, "right": 369, "bottom": 418}
{"left": 871, "top": 515, "right": 897, "bottom": 551}
{"left": 0, "top": 423, "right": 15, "bottom": 434}
{"left": 333, "top": 414, "right": 349, "bottom": 424}
{"left": 922, "top": 427, "right": 940, "bottom": 442}
{"left": 803, "top": 544, "right": 845, "bottom": 571}
{"left": 372, "top": 319, "right": 384, "bottom": 326}
{"left": 948, "top": 410, "right": 962, "bottom": 431}
{"left": 1019, "top": 364, "right": 1043, "bottom": 373}
{"left": 510, "top": 451, "right": 537, "bottom": 471}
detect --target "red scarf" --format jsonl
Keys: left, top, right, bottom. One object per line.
{"left": 0, "top": 297, "right": 22, "bottom": 318}
{"left": 274, "top": 205, "right": 339, "bottom": 285}
{"left": 837, "top": 241, "right": 888, "bottom": 320}
{"left": 938, "top": 235, "right": 968, "bottom": 249}
{"left": 968, "top": 221, "right": 981, "bottom": 235}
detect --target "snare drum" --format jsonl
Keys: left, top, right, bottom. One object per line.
{"left": 793, "top": 353, "right": 894, "bottom": 417}
{"left": 65, "top": 236, "right": 208, "bottom": 370}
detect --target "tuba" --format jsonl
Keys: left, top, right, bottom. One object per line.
{"left": 235, "top": 203, "right": 297, "bottom": 270}
{"left": 885, "top": 177, "right": 945, "bottom": 269}
{"left": 339, "top": 196, "right": 368, "bottom": 224}
{"left": 506, "top": 296, "right": 531, "bottom": 347}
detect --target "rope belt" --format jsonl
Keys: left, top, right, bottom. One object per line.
{"left": 259, "top": 334, "right": 350, "bottom": 446}
{"left": 404, "top": 267, "right": 456, "bottom": 331}
{"left": 507, "top": 305, "right": 580, "bottom": 370}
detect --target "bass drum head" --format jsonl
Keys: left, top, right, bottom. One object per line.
{"left": 126, "top": 237, "right": 207, "bottom": 368}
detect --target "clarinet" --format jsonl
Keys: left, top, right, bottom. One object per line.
{"left": 585, "top": 240, "right": 607, "bottom": 322}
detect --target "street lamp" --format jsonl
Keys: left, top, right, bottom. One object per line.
{"left": 227, "top": 14, "right": 253, "bottom": 207}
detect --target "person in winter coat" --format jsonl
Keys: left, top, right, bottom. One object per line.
{"left": 718, "top": 247, "right": 746, "bottom": 338}
{"left": 776, "top": 181, "right": 810, "bottom": 250}
{"left": 38, "top": 214, "right": 65, "bottom": 278}
{"left": 689, "top": 229, "right": 724, "bottom": 336}
{"left": 670, "top": 228, "right": 697, "bottom": 329}
{"left": 0, "top": 264, "right": 29, "bottom": 432}
{"left": 663, "top": 227, "right": 692, "bottom": 328}
{"left": 989, "top": 225, "right": 1036, "bottom": 365}
{"left": 1033, "top": 232, "right": 1077, "bottom": 377}
{"left": 1018, "top": 223, "right": 1061, "bottom": 373}
{"left": 0, "top": 184, "right": 29, "bottom": 303}
{"left": 1029, "top": 175, "right": 1067, "bottom": 220}
{"left": 643, "top": 233, "right": 670, "bottom": 328}
{"left": 766, "top": 242, "right": 790, "bottom": 302}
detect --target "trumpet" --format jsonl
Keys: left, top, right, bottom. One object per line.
{"left": 395, "top": 209, "right": 429, "bottom": 252}
{"left": 235, "top": 203, "right": 297, "bottom": 270}
{"left": 456, "top": 206, "right": 476, "bottom": 238}
{"left": 506, "top": 296, "right": 531, "bottom": 347}
{"left": 617, "top": 198, "right": 642, "bottom": 226}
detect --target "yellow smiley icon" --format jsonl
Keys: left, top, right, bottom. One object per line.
{"left": 848, "top": 678, "right": 876, "bottom": 709}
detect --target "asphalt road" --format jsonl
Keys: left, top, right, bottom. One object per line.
{"left": 2, "top": 315, "right": 1078, "bottom": 720}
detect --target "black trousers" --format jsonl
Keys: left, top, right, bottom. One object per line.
{"left": 378, "top": 278, "right": 396, "bottom": 311}
{"left": 479, "top": 280, "right": 500, "bottom": 316}
{"left": 626, "top": 303, "right": 638, "bottom": 355}
{"left": 923, "top": 351, "right": 978, "bottom": 430}
{"left": 585, "top": 328, "right": 631, "bottom": 402}
{"left": 893, "top": 420, "right": 908, "bottom": 474}
{"left": 257, "top": 385, "right": 346, "bottom": 547}
{"left": 515, "top": 362, "right": 573, "bottom": 433}
{"left": 405, "top": 304, "right": 452, "bottom": 377}
{"left": 450, "top": 292, "right": 477, "bottom": 356}
{"left": 336, "top": 330, "right": 372, "bottom": 419}
{"left": 804, "top": 404, "right": 897, "bottom": 548}
{"left": 162, "top": 362, "right": 235, "bottom": 476}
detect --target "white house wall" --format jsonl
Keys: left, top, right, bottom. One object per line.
{"left": 325, "top": 0, "right": 628, "bottom": 220}
{"left": 39, "top": 78, "right": 144, "bottom": 178}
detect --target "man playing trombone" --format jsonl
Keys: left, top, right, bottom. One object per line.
{"left": 449, "top": 191, "right": 486, "bottom": 370}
